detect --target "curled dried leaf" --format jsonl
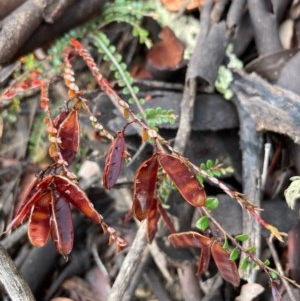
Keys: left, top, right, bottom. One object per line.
{"left": 57, "top": 109, "right": 80, "bottom": 164}
{"left": 53, "top": 175, "right": 102, "bottom": 224}
{"left": 211, "top": 241, "right": 240, "bottom": 287}
{"left": 133, "top": 155, "right": 158, "bottom": 220}
{"left": 169, "top": 231, "right": 210, "bottom": 249}
{"left": 147, "top": 201, "right": 159, "bottom": 242}
{"left": 123, "top": 107, "right": 130, "bottom": 119}
{"left": 7, "top": 176, "right": 53, "bottom": 230}
{"left": 51, "top": 191, "right": 74, "bottom": 256}
{"left": 158, "top": 154, "right": 206, "bottom": 207}
{"left": 28, "top": 192, "right": 51, "bottom": 247}
{"left": 169, "top": 231, "right": 240, "bottom": 286}
{"left": 103, "top": 131, "right": 125, "bottom": 190}
{"left": 142, "top": 128, "right": 148, "bottom": 143}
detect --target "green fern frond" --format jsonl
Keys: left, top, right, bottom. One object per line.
{"left": 101, "top": 0, "right": 153, "bottom": 48}
{"left": 145, "top": 107, "right": 177, "bottom": 128}
{"left": 90, "top": 32, "right": 145, "bottom": 107}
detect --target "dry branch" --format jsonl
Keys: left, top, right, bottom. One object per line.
{"left": 247, "top": 0, "right": 282, "bottom": 55}
{"left": 0, "top": 244, "right": 36, "bottom": 301}
{"left": 0, "top": 0, "right": 105, "bottom": 64}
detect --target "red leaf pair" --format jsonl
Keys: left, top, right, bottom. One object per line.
{"left": 133, "top": 155, "right": 174, "bottom": 241}
{"left": 8, "top": 175, "right": 103, "bottom": 256}
{"left": 133, "top": 154, "right": 206, "bottom": 216}
{"left": 169, "top": 232, "right": 240, "bottom": 287}
{"left": 132, "top": 153, "right": 206, "bottom": 241}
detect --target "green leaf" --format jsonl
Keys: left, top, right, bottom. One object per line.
{"left": 114, "top": 54, "right": 122, "bottom": 63}
{"left": 132, "top": 86, "right": 139, "bottom": 94}
{"left": 213, "top": 170, "right": 221, "bottom": 177}
{"left": 240, "top": 258, "right": 249, "bottom": 270}
{"left": 229, "top": 248, "right": 240, "bottom": 261}
{"left": 196, "top": 175, "right": 204, "bottom": 185}
{"left": 206, "top": 159, "right": 214, "bottom": 169}
{"left": 119, "top": 63, "right": 127, "bottom": 71}
{"left": 205, "top": 197, "right": 219, "bottom": 210}
{"left": 108, "top": 45, "right": 116, "bottom": 53}
{"left": 109, "top": 63, "right": 117, "bottom": 71}
{"left": 270, "top": 271, "right": 278, "bottom": 279}
{"left": 235, "top": 233, "right": 249, "bottom": 242}
{"left": 264, "top": 259, "right": 270, "bottom": 266}
{"left": 207, "top": 170, "right": 214, "bottom": 177}
{"left": 200, "top": 163, "right": 206, "bottom": 170}
{"left": 246, "top": 246, "right": 256, "bottom": 253}
{"left": 223, "top": 236, "right": 229, "bottom": 250}
{"left": 122, "top": 87, "right": 130, "bottom": 95}
{"left": 196, "top": 216, "right": 209, "bottom": 231}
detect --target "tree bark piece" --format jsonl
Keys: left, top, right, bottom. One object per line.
{"left": 0, "top": 244, "right": 36, "bottom": 301}
{"left": 18, "top": 0, "right": 105, "bottom": 58}
{"left": 187, "top": 0, "right": 227, "bottom": 90}
{"left": 231, "top": 88, "right": 262, "bottom": 282}
{"left": 247, "top": 0, "right": 282, "bottom": 55}
{"left": 230, "top": 68, "right": 300, "bottom": 280}
{"left": 231, "top": 69, "right": 300, "bottom": 144}
{"left": 0, "top": 0, "right": 26, "bottom": 20}
{"left": 106, "top": 221, "right": 148, "bottom": 301}
{"left": 227, "top": 0, "right": 246, "bottom": 30}
{"left": 0, "top": 0, "right": 46, "bottom": 64}
{"left": 0, "top": 0, "right": 105, "bottom": 64}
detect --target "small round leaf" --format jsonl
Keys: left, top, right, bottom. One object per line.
{"left": 235, "top": 233, "right": 249, "bottom": 242}
{"left": 206, "top": 159, "right": 214, "bottom": 169}
{"left": 229, "top": 248, "right": 240, "bottom": 261}
{"left": 270, "top": 271, "right": 278, "bottom": 279}
{"left": 223, "top": 237, "right": 229, "bottom": 250}
{"left": 205, "top": 197, "right": 219, "bottom": 210}
{"left": 240, "top": 258, "right": 249, "bottom": 270}
{"left": 196, "top": 216, "right": 209, "bottom": 231}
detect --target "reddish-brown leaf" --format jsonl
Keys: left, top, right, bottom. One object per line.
{"left": 160, "top": 0, "right": 207, "bottom": 12}
{"left": 169, "top": 232, "right": 239, "bottom": 286}
{"left": 147, "top": 201, "right": 159, "bottom": 242}
{"left": 53, "top": 111, "right": 69, "bottom": 128}
{"left": 197, "top": 245, "right": 211, "bottom": 274}
{"left": 133, "top": 155, "right": 159, "bottom": 220}
{"left": 158, "top": 154, "right": 206, "bottom": 207}
{"left": 169, "top": 232, "right": 212, "bottom": 274}
{"left": 147, "top": 26, "right": 185, "bottom": 70}
{"left": 211, "top": 241, "right": 240, "bottom": 287}
{"left": 7, "top": 176, "right": 53, "bottom": 230}
{"left": 28, "top": 192, "right": 51, "bottom": 247}
{"left": 103, "top": 131, "right": 125, "bottom": 189}
{"left": 157, "top": 201, "right": 176, "bottom": 233}
{"left": 51, "top": 191, "right": 74, "bottom": 256}
{"left": 168, "top": 231, "right": 211, "bottom": 249}
{"left": 57, "top": 109, "right": 80, "bottom": 164}
{"left": 53, "top": 175, "right": 102, "bottom": 224}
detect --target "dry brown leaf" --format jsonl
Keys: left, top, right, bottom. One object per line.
{"left": 147, "top": 26, "right": 185, "bottom": 70}
{"left": 160, "top": 0, "right": 206, "bottom": 11}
